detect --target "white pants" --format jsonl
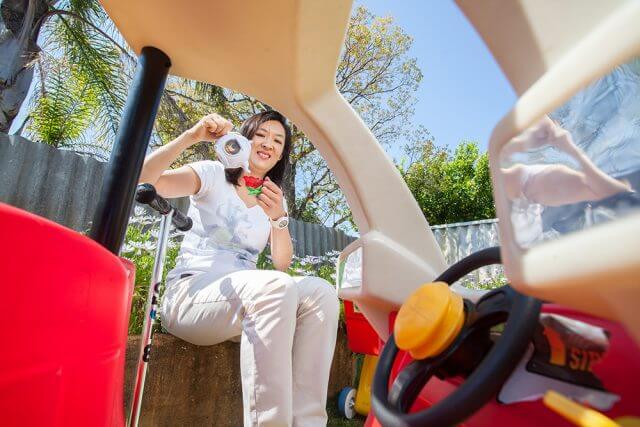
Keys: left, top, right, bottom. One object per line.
{"left": 161, "top": 269, "right": 340, "bottom": 427}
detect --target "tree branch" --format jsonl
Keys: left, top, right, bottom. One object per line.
{"left": 332, "top": 213, "right": 352, "bottom": 228}
{"left": 297, "top": 167, "right": 331, "bottom": 215}
{"left": 11, "top": 114, "right": 30, "bottom": 136}
{"left": 165, "top": 89, "right": 217, "bottom": 109}
{"left": 162, "top": 92, "right": 191, "bottom": 132}
{"left": 337, "top": 42, "right": 379, "bottom": 88}
{"left": 34, "top": 9, "right": 134, "bottom": 61}
{"left": 346, "top": 56, "right": 396, "bottom": 104}
{"left": 18, "top": 0, "right": 37, "bottom": 49}
{"left": 291, "top": 139, "right": 316, "bottom": 164}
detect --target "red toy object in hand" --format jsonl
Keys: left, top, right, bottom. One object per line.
{"left": 243, "top": 176, "right": 264, "bottom": 195}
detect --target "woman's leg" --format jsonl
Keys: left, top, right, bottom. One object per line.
{"left": 161, "top": 269, "right": 299, "bottom": 427}
{"left": 290, "top": 276, "right": 340, "bottom": 427}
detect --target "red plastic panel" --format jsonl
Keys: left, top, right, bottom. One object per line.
{"left": 343, "top": 300, "right": 381, "bottom": 355}
{"left": 0, "top": 203, "right": 135, "bottom": 426}
{"left": 366, "top": 304, "right": 640, "bottom": 427}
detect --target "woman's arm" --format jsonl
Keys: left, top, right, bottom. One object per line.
{"left": 270, "top": 226, "right": 294, "bottom": 272}
{"left": 258, "top": 178, "right": 293, "bottom": 271}
{"left": 139, "top": 132, "right": 201, "bottom": 198}
{"left": 504, "top": 162, "right": 631, "bottom": 207}
{"left": 556, "top": 130, "right": 632, "bottom": 199}
{"left": 139, "top": 131, "right": 197, "bottom": 186}
{"left": 502, "top": 116, "right": 632, "bottom": 206}
{"left": 138, "top": 113, "right": 233, "bottom": 198}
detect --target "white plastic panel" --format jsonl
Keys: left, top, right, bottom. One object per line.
{"left": 488, "top": 2, "right": 640, "bottom": 342}
{"left": 457, "top": 0, "right": 632, "bottom": 95}
{"left": 337, "top": 246, "right": 363, "bottom": 291}
{"left": 337, "top": 232, "right": 447, "bottom": 340}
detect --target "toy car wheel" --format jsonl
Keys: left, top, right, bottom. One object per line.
{"left": 338, "top": 386, "right": 357, "bottom": 419}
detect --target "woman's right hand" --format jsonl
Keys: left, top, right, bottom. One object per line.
{"left": 186, "top": 113, "right": 233, "bottom": 143}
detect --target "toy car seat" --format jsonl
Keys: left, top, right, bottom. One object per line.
{"left": 0, "top": 202, "right": 135, "bottom": 426}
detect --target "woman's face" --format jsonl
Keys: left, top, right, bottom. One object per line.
{"left": 249, "top": 120, "right": 286, "bottom": 175}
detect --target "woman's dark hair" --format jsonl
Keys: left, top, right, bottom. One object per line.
{"left": 224, "top": 110, "right": 292, "bottom": 189}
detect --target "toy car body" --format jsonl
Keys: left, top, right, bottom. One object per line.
{"left": 1, "top": 1, "right": 638, "bottom": 426}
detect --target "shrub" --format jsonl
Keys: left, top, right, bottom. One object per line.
{"left": 121, "top": 212, "right": 180, "bottom": 334}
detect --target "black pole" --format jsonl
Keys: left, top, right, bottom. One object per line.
{"left": 90, "top": 46, "right": 171, "bottom": 254}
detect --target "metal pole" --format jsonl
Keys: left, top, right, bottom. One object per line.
{"left": 90, "top": 47, "right": 171, "bottom": 254}
{"left": 128, "top": 211, "right": 173, "bottom": 427}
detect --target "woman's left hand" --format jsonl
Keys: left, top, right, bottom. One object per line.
{"left": 257, "top": 178, "right": 287, "bottom": 220}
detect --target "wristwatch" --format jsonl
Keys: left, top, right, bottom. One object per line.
{"left": 270, "top": 214, "right": 289, "bottom": 230}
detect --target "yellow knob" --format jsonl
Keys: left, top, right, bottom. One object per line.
{"left": 394, "top": 282, "right": 465, "bottom": 360}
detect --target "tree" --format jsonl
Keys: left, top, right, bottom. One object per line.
{"left": 28, "top": 59, "right": 99, "bottom": 149}
{"left": 151, "top": 6, "right": 424, "bottom": 231}
{"left": 1, "top": 0, "right": 129, "bottom": 148}
{"left": 403, "top": 140, "right": 496, "bottom": 225}
{"left": 6, "top": 3, "right": 425, "bottom": 232}
{"left": 1, "top": 0, "right": 46, "bottom": 133}
{"left": 289, "top": 6, "right": 422, "bottom": 228}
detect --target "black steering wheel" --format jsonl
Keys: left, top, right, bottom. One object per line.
{"left": 371, "top": 247, "right": 542, "bottom": 427}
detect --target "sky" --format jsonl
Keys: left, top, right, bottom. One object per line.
{"left": 356, "top": 0, "right": 516, "bottom": 155}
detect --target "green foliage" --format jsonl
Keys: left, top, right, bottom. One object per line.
{"left": 48, "top": 2, "right": 128, "bottom": 138}
{"left": 29, "top": 62, "right": 99, "bottom": 147}
{"left": 121, "top": 219, "right": 179, "bottom": 334}
{"left": 258, "top": 248, "right": 338, "bottom": 288}
{"left": 476, "top": 274, "right": 508, "bottom": 290}
{"left": 337, "top": 6, "right": 422, "bottom": 144}
{"left": 297, "top": 203, "right": 323, "bottom": 225}
{"left": 26, "top": 0, "right": 129, "bottom": 156}
{"left": 403, "top": 141, "right": 496, "bottom": 225}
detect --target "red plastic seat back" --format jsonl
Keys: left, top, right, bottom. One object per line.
{"left": 0, "top": 202, "right": 134, "bottom": 426}
{"left": 343, "top": 300, "right": 382, "bottom": 355}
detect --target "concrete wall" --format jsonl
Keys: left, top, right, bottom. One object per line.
{"left": 124, "top": 329, "right": 356, "bottom": 426}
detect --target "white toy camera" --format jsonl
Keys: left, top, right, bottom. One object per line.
{"left": 215, "top": 132, "right": 252, "bottom": 172}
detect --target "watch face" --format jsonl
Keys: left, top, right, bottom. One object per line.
{"left": 278, "top": 217, "right": 289, "bottom": 228}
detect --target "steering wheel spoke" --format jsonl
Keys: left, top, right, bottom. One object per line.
{"left": 389, "top": 360, "right": 437, "bottom": 412}
{"left": 466, "top": 286, "right": 517, "bottom": 331}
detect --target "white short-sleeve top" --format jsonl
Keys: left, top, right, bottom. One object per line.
{"left": 167, "top": 160, "right": 274, "bottom": 280}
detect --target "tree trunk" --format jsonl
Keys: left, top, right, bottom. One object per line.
{"left": 0, "top": 0, "right": 48, "bottom": 133}
{"left": 283, "top": 158, "right": 298, "bottom": 218}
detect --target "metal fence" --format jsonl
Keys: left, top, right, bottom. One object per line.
{"left": 289, "top": 219, "right": 355, "bottom": 256}
{"left": 1, "top": 135, "right": 501, "bottom": 276}
{"left": 0, "top": 134, "right": 107, "bottom": 232}
{"left": 0, "top": 135, "right": 356, "bottom": 256}
{"left": 431, "top": 218, "right": 503, "bottom": 287}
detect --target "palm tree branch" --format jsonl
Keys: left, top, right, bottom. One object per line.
{"left": 34, "top": 9, "right": 133, "bottom": 61}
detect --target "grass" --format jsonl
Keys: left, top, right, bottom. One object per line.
{"left": 327, "top": 396, "right": 366, "bottom": 427}
{"left": 326, "top": 352, "right": 367, "bottom": 426}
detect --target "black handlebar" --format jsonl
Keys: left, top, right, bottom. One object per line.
{"left": 135, "top": 184, "right": 193, "bottom": 231}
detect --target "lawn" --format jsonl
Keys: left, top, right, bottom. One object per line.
{"left": 327, "top": 396, "right": 366, "bottom": 427}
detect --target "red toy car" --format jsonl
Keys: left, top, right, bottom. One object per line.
{"left": 2, "top": 1, "right": 640, "bottom": 426}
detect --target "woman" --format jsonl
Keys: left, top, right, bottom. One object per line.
{"left": 139, "top": 110, "right": 340, "bottom": 427}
